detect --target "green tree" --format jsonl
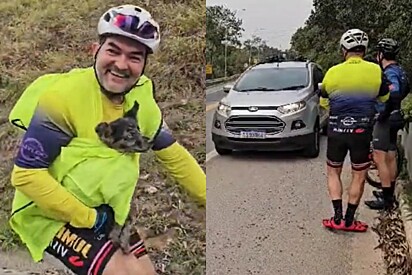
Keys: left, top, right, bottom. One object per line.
{"left": 206, "top": 5, "right": 244, "bottom": 78}
{"left": 290, "top": 0, "right": 412, "bottom": 73}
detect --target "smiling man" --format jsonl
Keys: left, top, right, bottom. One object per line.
{"left": 7, "top": 4, "right": 205, "bottom": 275}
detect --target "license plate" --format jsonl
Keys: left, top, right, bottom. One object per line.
{"left": 240, "top": 131, "right": 266, "bottom": 139}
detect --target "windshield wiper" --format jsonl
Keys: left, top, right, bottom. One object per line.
{"left": 280, "top": 85, "right": 306, "bottom": 90}
{"left": 239, "top": 87, "right": 278, "bottom": 92}
{"left": 238, "top": 85, "right": 306, "bottom": 92}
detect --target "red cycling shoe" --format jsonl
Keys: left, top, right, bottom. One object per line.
{"left": 322, "top": 217, "right": 345, "bottom": 230}
{"left": 322, "top": 217, "right": 368, "bottom": 232}
{"left": 341, "top": 220, "right": 368, "bottom": 232}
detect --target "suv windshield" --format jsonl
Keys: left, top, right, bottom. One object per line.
{"left": 234, "top": 67, "right": 309, "bottom": 92}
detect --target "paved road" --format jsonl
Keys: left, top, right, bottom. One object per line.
{"left": 206, "top": 84, "right": 385, "bottom": 275}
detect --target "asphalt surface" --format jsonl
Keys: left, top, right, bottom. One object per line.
{"left": 206, "top": 83, "right": 386, "bottom": 275}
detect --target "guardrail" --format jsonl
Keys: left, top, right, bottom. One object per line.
{"left": 205, "top": 74, "right": 240, "bottom": 87}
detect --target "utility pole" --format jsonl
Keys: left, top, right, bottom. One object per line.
{"left": 224, "top": 30, "right": 228, "bottom": 78}
{"left": 248, "top": 44, "right": 252, "bottom": 65}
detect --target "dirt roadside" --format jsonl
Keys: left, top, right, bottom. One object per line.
{"left": 0, "top": 248, "right": 71, "bottom": 274}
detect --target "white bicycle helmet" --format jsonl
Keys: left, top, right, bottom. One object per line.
{"left": 97, "top": 5, "right": 161, "bottom": 54}
{"left": 340, "top": 29, "right": 369, "bottom": 51}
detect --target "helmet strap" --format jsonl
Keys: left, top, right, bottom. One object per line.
{"left": 376, "top": 52, "right": 384, "bottom": 69}
{"left": 341, "top": 46, "right": 348, "bottom": 60}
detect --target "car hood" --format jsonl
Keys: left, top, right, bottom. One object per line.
{"left": 224, "top": 89, "right": 306, "bottom": 107}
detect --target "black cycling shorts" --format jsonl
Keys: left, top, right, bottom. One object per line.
{"left": 326, "top": 130, "right": 372, "bottom": 171}
{"left": 373, "top": 114, "right": 404, "bottom": 152}
{"left": 45, "top": 224, "right": 147, "bottom": 275}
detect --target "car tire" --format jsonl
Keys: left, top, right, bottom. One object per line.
{"left": 215, "top": 146, "right": 232, "bottom": 155}
{"left": 302, "top": 124, "right": 320, "bottom": 158}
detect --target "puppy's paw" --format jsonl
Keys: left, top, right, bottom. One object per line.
{"left": 109, "top": 224, "right": 123, "bottom": 248}
{"left": 118, "top": 227, "right": 132, "bottom": 254}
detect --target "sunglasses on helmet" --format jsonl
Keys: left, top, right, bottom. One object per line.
{"left": 112, "top": 12, "right": 159, "bottom": 40}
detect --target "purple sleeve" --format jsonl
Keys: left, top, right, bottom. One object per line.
{"left": 15, "top": 109, "right": 73, "bottom": 169}
{"left": 152, "top": 125, "right": 176, "bottom": 151}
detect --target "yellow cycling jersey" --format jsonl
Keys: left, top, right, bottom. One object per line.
{"left": 320, "top": 56, "right": 390, "bottom": 117}
{"left": 8, "top": 67, "right": 206, "bottom": 262}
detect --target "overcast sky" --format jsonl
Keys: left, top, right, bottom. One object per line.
{"left": 206, "top": 0, "right": 314, "bottom": 49}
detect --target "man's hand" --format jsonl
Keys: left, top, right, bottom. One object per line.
{"left": 93, "top": 204, "right": 115, "bottom": 235}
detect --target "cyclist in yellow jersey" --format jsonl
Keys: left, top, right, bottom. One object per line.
{"left": 319, "top": 29, "right": 392, "bottom": 233}
{"left": 7, "top": 4, "right": 205, "bottom": 275}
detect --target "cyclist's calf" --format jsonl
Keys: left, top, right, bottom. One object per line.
{"left": 373, "top": 150, "right": 391, "bottom": 188}
{"left": 387, "top": 150, "right": 398, "bottom": 181}
{"left": 348, "top": 169, "right": 367, "bottom": 205}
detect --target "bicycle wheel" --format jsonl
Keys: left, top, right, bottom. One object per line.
{"left": 366, "top": 145, "right": 402, "bottom": 189}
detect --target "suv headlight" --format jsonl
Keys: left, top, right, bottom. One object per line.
{"left": 217, "top": 102, "right": 231, "bottom": 117}
{"left": 277, "top": 101, "right": 306, "bottom": 114}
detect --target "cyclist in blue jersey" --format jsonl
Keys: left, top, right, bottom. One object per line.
{"left": 365, "top": 38, "right": 410, "bottom": 210}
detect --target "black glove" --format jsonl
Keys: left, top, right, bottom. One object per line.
{"left": 389, "top": 110, "right": 406, "bottom": 129}
{"left": 92, "top": 204, "right": 115, "bottom": 236}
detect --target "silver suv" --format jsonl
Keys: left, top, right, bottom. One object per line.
{"left": 211, "top": 57, "right": 328, "bottom": 158}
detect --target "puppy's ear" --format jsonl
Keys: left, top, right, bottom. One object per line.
{"left": 124, "top": 100, "right": 139, "bottom": 119}
{"left": 95, "top": 122, "right": 110, "bottom": 137}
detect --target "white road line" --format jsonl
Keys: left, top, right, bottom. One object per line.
{"left": 206, "top": 149, "right": 218, "bottom": 162}
{"left": 206, "top": 102, "right": 219, "bottom": 112}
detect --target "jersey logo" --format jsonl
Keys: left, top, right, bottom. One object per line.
{"left": 20, "top": 137, "right": 48, "bottom": 161}
{"left": 68, "top": 256, "right": 84, "bottom": 267}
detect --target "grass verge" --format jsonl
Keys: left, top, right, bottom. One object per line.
{"left": 0, "top": 0, "right": 205, "bottom": 274}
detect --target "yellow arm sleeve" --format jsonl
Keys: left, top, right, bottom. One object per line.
{"left": 377, "top": 93, "right": 389, "bottom": 103}
{"left": 154, "top": 142, "right": 206, "bottom": 206}
{"left": 319, "top": 97, "right": 330, "bottom": 110}
{"left": 319, "top": 68, "right": 331, "bottom": 110}
{"left": 11, "top": 166, "right": 97, "bottom": 228}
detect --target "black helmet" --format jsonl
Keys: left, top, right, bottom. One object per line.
{"left": 376, "top": 38, "right": 400, "bottom": 55}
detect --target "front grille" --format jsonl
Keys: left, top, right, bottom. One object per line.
{"left": 225, "top": 115, "right": 286, "bottom": 135}
{"left": 231, "top": 106, "right": 278, "bottom": 111}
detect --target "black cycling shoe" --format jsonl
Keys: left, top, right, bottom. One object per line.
{"left": 364, "top": 197, "right": 386, "bottom": 210}
{"left": 365, "top": 197, "right": 397, "bottom": 210}
{"left": 372, "top": 190, "right": 383, "bottom": 199}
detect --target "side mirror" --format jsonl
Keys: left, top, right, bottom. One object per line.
{"left": 223, "top": 84, "right": 233, "bottom": 93}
